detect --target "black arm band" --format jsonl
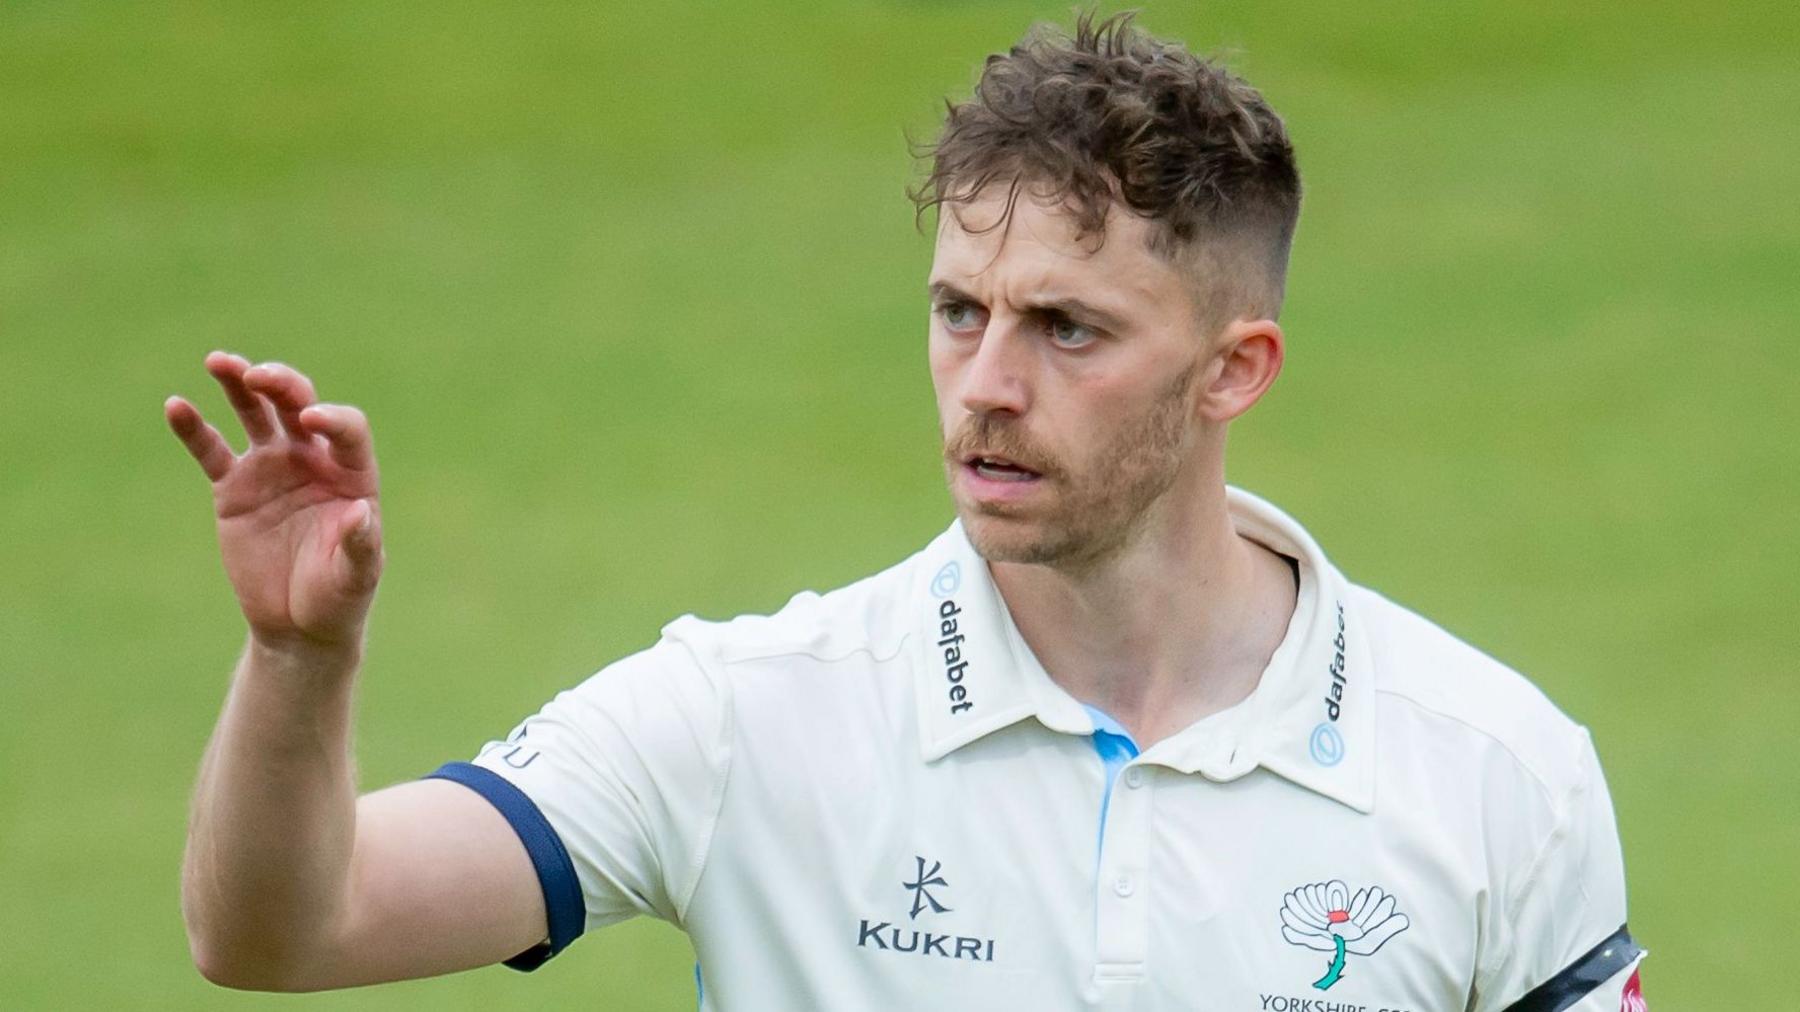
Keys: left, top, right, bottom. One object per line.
{"left": 1503, "top": 924, "right": 1642, "bottom": 1012}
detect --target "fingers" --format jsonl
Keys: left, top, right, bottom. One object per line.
{"left": 192, "top": 354, "right": 372, "bottom": 474}
{"left": 299, "top": 403, "right": 376, "bottom": 472}
{"left": 204, "top": 351, "right": 277, "bottom": 444}
{"left": 242, "top": 361, "right": 319, "bottom": 440}
{"left": 165, "top": 396, "right": 235, "bottom": 481}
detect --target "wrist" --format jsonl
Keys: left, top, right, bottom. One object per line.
{"left": 227, "top": 633, "right": 363, "bottom": 755}
{"left": 244, "top": 631, "right": 364, "bottom": 681}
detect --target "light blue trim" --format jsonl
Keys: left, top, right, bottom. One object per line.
{"left": 1084, "top": 703, "right": 1135, "bottom": 742}
{"left": 1082, "top": 704, "right": 1140, "bottom": 868}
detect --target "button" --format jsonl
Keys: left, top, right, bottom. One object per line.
{"left": 1124, "top": 767, "right": 1144, "bottom": 789}
{"left": 1113, "top": 875, "right": 1135, "bottom": 897}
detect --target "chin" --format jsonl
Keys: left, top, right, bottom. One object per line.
{"left": 958, "top": 508, "right": 1084, "bottom": 567}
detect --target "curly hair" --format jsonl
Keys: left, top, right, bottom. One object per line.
{"left": 911, "top": 10, "right": 1302, "bottom": 328}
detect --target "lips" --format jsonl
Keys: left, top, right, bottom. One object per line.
{"left": 966, "top": 454, "right": 1041, "bottom": 482}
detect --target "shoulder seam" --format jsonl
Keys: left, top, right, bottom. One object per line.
{"left": 667, "top": 631, "right": 914, "bottom": 922}
{"left": 1471, "top": 729, "right": 1596, "bottom": 1001}
{"left": 670, "top": 636, "right": 732, "bottom": 925}
{"left": 716, "top": 634, "right": 912, "bottom": 669}
{"left": 1373, "top": 686, "right": 1567, "bottom": 803}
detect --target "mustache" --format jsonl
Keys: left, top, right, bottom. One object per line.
{"left": 942, "top": 417, "right": 1060, "bottom": 478}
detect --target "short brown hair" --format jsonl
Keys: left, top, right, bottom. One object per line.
{"left": 911, "top": 11, "right": 1301, "bottom": 330}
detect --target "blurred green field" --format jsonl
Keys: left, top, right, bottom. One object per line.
{"left": 3, "top": 0, "right": 1796, "bottom": 1007}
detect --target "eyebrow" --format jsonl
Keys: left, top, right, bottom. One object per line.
{"left": 927, "top": 281, "right": 1131, "bottom": 333}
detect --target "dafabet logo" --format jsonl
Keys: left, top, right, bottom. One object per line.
{"left": 929, "top": 560, "right": 975, "bottom": 717}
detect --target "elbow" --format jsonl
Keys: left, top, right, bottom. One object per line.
{"left": 186, "top": 929, "right": 319, "bottom": 992}
{"left": 183, "top": 899, "right": 266, "bottom": 990}
{"left": 189, "top": 940, "right": 279, "bottom": 992}
{"left": 182, "top": 886, "right": 334, "bottom": 991}
{"left": 191, "top": 952, "right": 259, "bottom": 992}
{"left": 190, "top": 945, "right": 274, "bottom": 991}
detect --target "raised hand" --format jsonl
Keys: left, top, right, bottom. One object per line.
{"left": 166, "top": 352, "right": 383, "bottom": 657}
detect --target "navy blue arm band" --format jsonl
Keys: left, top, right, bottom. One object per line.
{"left": 425, "top": 761, "right": 586, "bottom": 971}
{"left": 1503, "top": 924, "right": 1642, "bottom": 1012}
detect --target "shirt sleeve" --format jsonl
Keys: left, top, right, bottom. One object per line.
{"left": 425, "top": 630, "right": 731, "bottom": 971}
{"left": 1473, "top": 729, "right": 1646, "bottom": 1011}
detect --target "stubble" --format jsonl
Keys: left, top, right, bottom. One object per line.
{"left": 946, "top": 360, "right": 1198, "bottom": 570}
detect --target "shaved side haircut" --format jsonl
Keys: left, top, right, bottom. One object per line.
{"left": 911, "top": 10, "right": 1303, "bottom": 335}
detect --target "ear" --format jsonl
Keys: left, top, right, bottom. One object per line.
{"left": 1196, "top": 318, "right": 1284, "bottom": 423}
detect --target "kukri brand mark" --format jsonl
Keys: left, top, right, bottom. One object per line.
{"left": 855, "top": 855, "right": 997, "bottom": 963}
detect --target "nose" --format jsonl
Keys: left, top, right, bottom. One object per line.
{"left": 957, "top": 318, "right": 1032, "bottom": 418}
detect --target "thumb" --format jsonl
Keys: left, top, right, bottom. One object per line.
{"left": 338, "top": 499, "right": 383, "bottom": 588}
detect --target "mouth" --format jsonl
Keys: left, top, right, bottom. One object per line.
{"left": 963, "top": 454, "right": 1043, "bottom": 483}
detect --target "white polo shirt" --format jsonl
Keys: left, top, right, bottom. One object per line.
{"left": 430, "top": 487, "right": 1645, "bottom": 1011}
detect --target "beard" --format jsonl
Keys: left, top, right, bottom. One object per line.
{"left": 942, "top": 361, "right": 1198, "bottom": 570}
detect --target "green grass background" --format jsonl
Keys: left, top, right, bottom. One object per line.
{"left": 3, "top": 0, "right": 1795, "bottom": 1007}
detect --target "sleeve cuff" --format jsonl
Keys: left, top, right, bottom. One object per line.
{"left": 425, "top": 761, "right": 586, "bottom": 971}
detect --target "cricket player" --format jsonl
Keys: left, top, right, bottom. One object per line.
{"left": 169, "top": 13, "right": 1645, "bottom": 1010}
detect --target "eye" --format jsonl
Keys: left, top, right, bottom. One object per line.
{"left": 1046, "top": 315, "right": 1098, "bottom": 349}
{"left": 935, "top": 301, "right": 985, "bottom": 333}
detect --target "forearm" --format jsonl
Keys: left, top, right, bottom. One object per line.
{"left": 182, "top": 636, "right": 361, "bottom": 989}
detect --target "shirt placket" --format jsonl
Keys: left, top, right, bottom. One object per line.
{"left": 1094, "top": 760, "right": 1153, "bottom": 1007}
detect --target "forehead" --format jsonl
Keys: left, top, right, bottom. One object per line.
{"left": 929, "top": 187, "right": 1187, "bottom": 307}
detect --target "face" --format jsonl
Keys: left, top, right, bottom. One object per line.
{"left": 928, "top": 187, "right": 1218, "bottom": 569}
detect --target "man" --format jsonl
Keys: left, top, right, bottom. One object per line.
{"left": 168, "top": 13, "right": 1645, "bottom": 1010}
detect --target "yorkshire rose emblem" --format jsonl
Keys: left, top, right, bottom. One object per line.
{"left": 1279, "top": 880, "right": 1410, "bottom": 990}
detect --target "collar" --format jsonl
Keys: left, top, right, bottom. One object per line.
{"left": 911, "top": 486, "right": 1376, "bottom": 814}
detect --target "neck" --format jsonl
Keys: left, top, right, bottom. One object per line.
{"left": 989, "top": 480, "right": 1297, "bottom": 749}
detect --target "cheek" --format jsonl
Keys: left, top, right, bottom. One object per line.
{"left": 927, "top": 335, "right": 968, "bottom": 403}
{"left": 926, "top": 339, "right": 951, "bottom": 382}
{"left": 927, "top": 355, "right": 959, "bottom": 432}
{"left": 926, "top": 349, "right": 950, "bottom": 393}
{"left": 1071, "top": 377, "right": 1181, "bottom": 463}
{"left": 1060, "top": 377, "right": 1133, "bottom": 439}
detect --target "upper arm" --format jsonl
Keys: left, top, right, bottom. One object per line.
{"left": 285, "top": 632, "right": 728, "bottom": 990}
{"left": 279, "top": 778, "right": 548, "bottom": 990}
